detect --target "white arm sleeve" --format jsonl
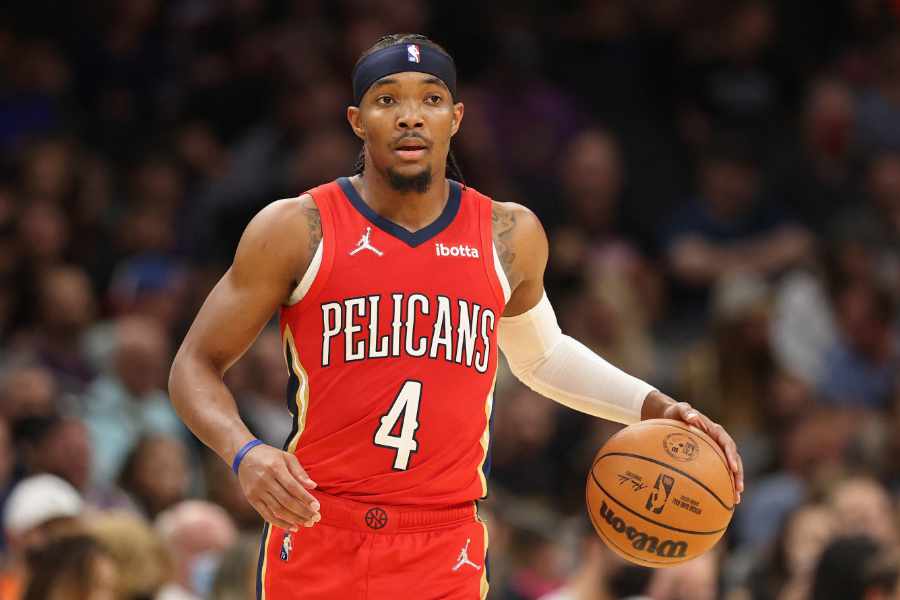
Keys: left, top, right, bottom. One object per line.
{"left": 498, "top": 291, "right": 656, "bottom": 424}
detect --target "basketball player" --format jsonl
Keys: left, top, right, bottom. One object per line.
{"left": 168, "top": 34, "right": 744, "bottom": 599}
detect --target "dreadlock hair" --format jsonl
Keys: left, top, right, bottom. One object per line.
{"left": 351, "top": 33, "right": 465, "bottom": 185}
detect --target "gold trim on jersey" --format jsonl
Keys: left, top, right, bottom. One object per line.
{"left": 259, "top": 524, "right": 272, "bottom": 600}
{"left": 282, "top": 325, "right": 310, "bottom": 454}
{"left": 477, "top": 374, "right": 497, "bottom": 497}
{"left": 478, "top": 513, "right": 490, "bottom": 599}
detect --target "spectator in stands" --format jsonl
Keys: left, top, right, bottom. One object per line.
{"left": 538, "top": 517, "right": 616, "bottom": 600}
{"left": 829, "top": 152, "right": 900, "bottom": 291}
{"left": 118, "top": 434, "right": 190, "bottom": 519}
{"left": 29, "top": 266, "right": 97, "bottom": 393}
{"left": 742, "top": 503, "right": 837, "bottom": 600}
{"left": 0, "top": 366, "right": 57, "bottom": 421}
{"left": 489, "top": 385, "right": 561, "bottom": 500}
{"left": 209, "top": 535, "right": 261, "bottom": 600}
{"left": 665, "top": 137, "right": 813, "bottom": 319}
{"left": 155, "top": 500, "right": 238, "bottom": 600}
{"left": 88, "top": 512, "right": 170, "bottom": 600}
{"left": 82, "top": 316, "right": 184, "bottom": 484}
{"left": 15, "top": 415, "right": 87, "bottom": 484}
{"left": 769, "top": 78, "right": 859, "bottom": 231}
{"left": 818, "top": 282, "right": 897, "bottom": 410}
{"left": 0, "top": 474, "right": 85, "bottom": 598}
{"left": 856, "top": 35, "right": 900, "bottom": 153}
{"left": 22, "top": 534, "right": 118, "bottom": 600}
{"left": 551, "top": 130, "right": 660, "bottom": 380}
{"left": 734, "top": 410, "right": 852, "bottom": 552}
{"left": 827, "top": 477, "right": 898, "bottom": 547}
{"left": 809, "top": 535, "right": 899, "bottom": 600}
{"left": 16, "top": 199, "right": 68, "bottom": 269}
{"left": 645, "top": 549, "right": 719, "bottom": 600}
{"left": 677, "top": 273, "right": 774, "bottom": 434}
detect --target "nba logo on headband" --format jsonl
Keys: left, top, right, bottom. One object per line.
{"left": 407, "top": 44, "right": 421, "bottom": 63}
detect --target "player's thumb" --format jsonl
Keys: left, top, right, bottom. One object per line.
{"left": 284, "top": 452, "right": 317, "bottom": 489}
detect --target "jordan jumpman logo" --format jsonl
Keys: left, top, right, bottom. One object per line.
{"left": 452, "top": 538, "right": 482, "bottom": 572}
{"left": 349, "top": 227, "right": 384, "bottom": 256}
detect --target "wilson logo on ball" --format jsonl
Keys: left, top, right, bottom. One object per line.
{"left": 662, "top": 433, "right": 699, "bottom": 462}
{"left": 599, "top": 500, "right": 688, "bottom": 559}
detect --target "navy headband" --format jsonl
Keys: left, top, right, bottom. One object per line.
{"left": 352, "top": 42, "right": 457, "bottom": 106}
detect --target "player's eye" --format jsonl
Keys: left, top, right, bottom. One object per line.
{"left": 425, "top": 94, "right": 442, "bottom": 105}
{"left": 376, "top": 96, "right": 395, "bottom": 106}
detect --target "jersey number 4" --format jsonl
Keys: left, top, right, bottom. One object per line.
{"left": 374, "top": 380, "right": 422, "bottom": 470}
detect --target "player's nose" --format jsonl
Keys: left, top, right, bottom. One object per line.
{"left": 396, "top": 106, "right": 424, "bottom": 129}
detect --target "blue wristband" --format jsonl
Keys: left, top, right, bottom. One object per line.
{"left": 232, "top": 439, "right": 265, "bottom": 475}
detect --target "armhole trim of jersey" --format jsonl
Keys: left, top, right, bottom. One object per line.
{"left": 491, "top": 243, "right": 512, "bottom": 303}
{"left": 282, "top": 189, "right": 334, "bottom": 311}
{"left": 285, "top": 239, "right": 322, "bottom": 306}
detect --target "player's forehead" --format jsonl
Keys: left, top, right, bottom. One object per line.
{"left": 367, "top": 72, "right": 450, "bottom": 95}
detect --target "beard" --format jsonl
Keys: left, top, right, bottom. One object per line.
{"left": 386, "top": 165, "right": 432, "bottom": 194}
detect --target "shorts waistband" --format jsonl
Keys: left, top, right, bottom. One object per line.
{"left": 310, "top": 491, "right": 477, "bottom": 534}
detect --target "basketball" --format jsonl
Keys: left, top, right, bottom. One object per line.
{"left": 586, "top": 418, "right": 735, "bottom": 568}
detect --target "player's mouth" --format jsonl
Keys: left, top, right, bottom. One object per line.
{"left": 393, "top": 138, "right": 430, "bottom": 161}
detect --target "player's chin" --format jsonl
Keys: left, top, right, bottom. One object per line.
{"left": 385, "top": 163, "right": 433, "bottom": 193}
{"left": 389, "top": 158, "right": 430, "bottom": 175}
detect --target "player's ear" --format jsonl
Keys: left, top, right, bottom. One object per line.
{"left": 347, "top": 106, "right": 366, "bottom": 141}
{"left": 450, "top": 102, "right": 464, "bottom": 137}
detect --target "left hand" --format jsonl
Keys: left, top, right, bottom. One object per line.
{"left": 642, "top": 391, "right": 744, "bottom": 504}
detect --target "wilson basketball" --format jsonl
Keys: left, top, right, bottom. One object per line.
{"left": 586, "top": 418, "right": 735, "bottom": 567}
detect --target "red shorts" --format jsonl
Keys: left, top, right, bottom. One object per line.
{"left": 257, "top": 491, "right": 490, "bottom": 600}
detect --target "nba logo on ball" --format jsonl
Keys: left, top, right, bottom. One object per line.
{"left": 645, "top": 474, "right": 675, "bottom": 514}
{"left": 407, "top": 44, "right": 421, "bottom": 63}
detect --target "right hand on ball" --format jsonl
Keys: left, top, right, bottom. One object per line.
{"left": 236, "top": 443, "right": 321, "bottom": 531}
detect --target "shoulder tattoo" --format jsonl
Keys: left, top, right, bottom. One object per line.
{"left": 492, "top": 204, "right": 517, "bottom": 280}
{"left": 301, "top": 197, "right": 321, "bottom": 256}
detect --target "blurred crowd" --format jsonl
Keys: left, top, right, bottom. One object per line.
{"left": 0, "top": 0, "right": 899, "bottom": 598}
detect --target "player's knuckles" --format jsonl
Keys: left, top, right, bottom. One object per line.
{"left": 272, "top": 518, "right": 294, "bottom": 530}
{"left": 281, "top": 482, "right": 315, "bottom": 503}
{"left": 262, "top": 461, "right": 282, "bottom": 479}
{"left": 283, "top": 453, "right": 303, "bottom": 471}
{"left": 279, "top": 477, "right": 308, "bottom": 497}
{"left": 285, "top": 454, "right": 312, "bottom": 478}
{"left": 273, "top": 493, "right": 312, "bottom": 519}
{"left": 281, "top": 499, "right": 314, "bottom": 519}
{"left": 250, "top": 482, "right": 278, "bottom": 500}
{"left": 264, "top": 502, "right": 296, "bottom": 525}
{"left": 274, "top": 509, "right": 303, "bottom": 525}
{"left": 295, "top": 490, "right": 319, "bottom": 508}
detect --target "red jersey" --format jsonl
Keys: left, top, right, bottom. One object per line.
{"left": 278, "top": 177, "right": 508, "bottom": 507}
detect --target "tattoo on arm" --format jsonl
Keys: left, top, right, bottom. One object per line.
{"left": 303, "top": 200, "right": 322, "bottom": 256}
{"left": 492, "top": 204, "right": 517, "bottom": 281}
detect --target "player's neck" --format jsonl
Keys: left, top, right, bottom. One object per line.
{"left": 351, "top": 170, "right": 449, "bottom": 233}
